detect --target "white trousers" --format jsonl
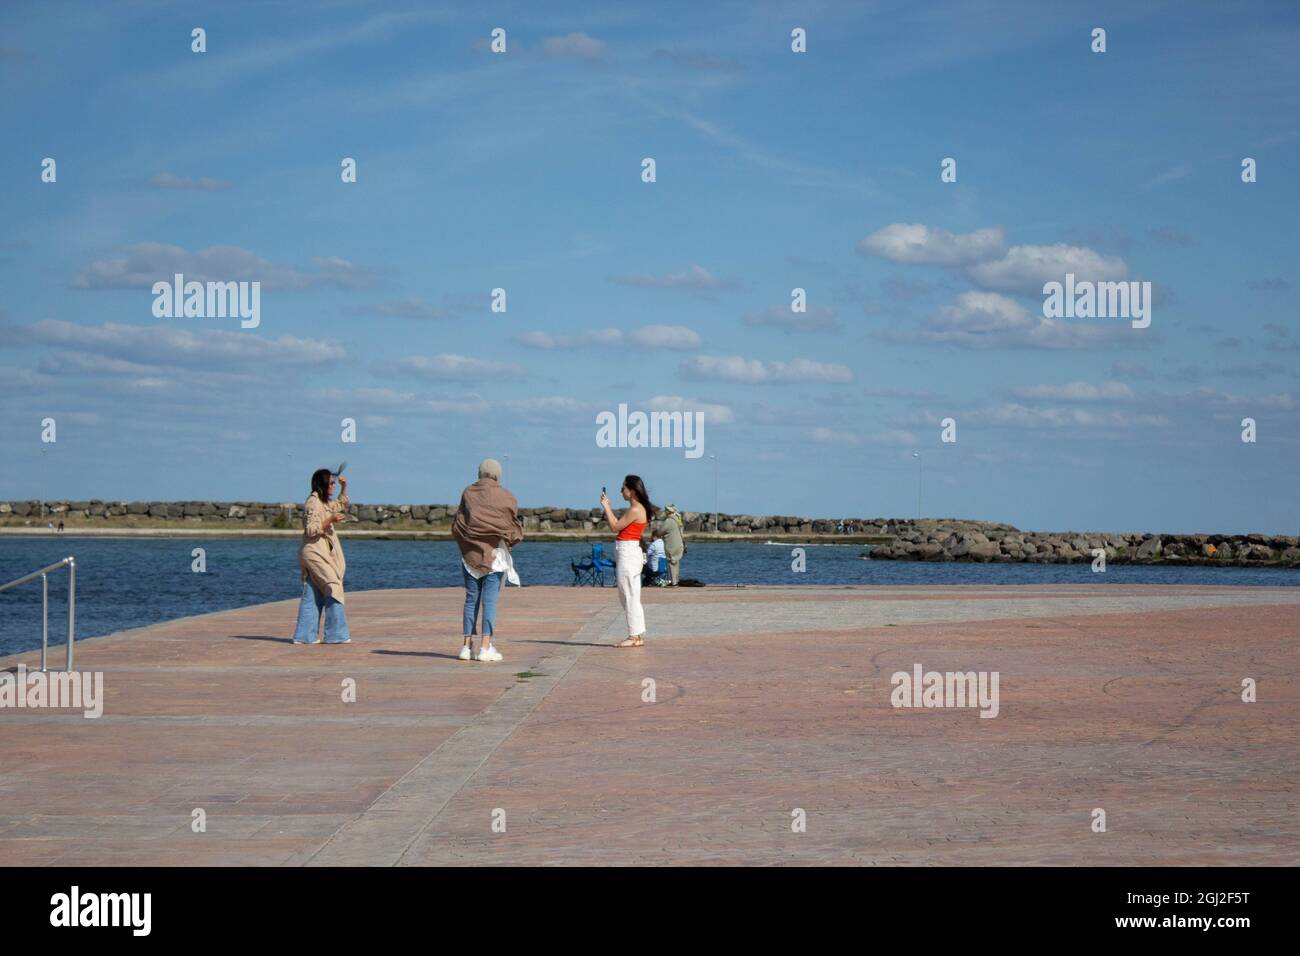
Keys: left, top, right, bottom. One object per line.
{"left": 615, "top": 540, "right": 646, "bottom": 636}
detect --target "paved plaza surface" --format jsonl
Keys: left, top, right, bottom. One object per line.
{"left": 1, "top": 584, "right": 1297, "bottom": 865}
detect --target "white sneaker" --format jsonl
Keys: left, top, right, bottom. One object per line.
{"left": 458, "top": 644, "right": 473, "bottom": 661}
{"left": 476, "top": 644, "right": 503, "bottom": 663}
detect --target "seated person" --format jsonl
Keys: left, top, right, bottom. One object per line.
{"left": 642, "top": 530, "right": 667, "bottom": 586}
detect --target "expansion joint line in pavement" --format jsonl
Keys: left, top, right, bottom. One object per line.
{"left": 302, "top": 606, "right": 621, "bottom": 867}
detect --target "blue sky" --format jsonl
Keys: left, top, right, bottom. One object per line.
{"left": 1, "top": 0, "right": 1297, "bottom": 533}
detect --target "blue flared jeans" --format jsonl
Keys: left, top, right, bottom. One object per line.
{"left": 292, "top": 579, "right": 350, "bottom": 644}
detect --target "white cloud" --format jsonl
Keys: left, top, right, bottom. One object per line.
{"left": 863, "top": 385, "right": 936, "bottom": 401}
{"left": 963, "top": 404, "right": 1170, "bottom": 429}
{"left": 679, "top": 355, "right": 853, "bottom": 384}
{"left": 811, "top": 427, "right": 916, "bottom": 446}
{"left": 966, "top": 243, "right": 1128, "bottom": 293}
{"left": 307, "top": 255, "right": 381, "bottom": 290}
{"left": 644, "top": 394, "right": 734, "bottom": 424}
{"left": 1144, "top": 164, "right": 1192, "bottom": 188}
{"left": 348, "top": 296, "right": 447, "bottom": 320}
{"left": 1190, "top": 387, "right": 1295, "bottom": 410}
{"left": 611, "top": 263, "right": 737, "bottom": 291}
{"left": 1011, "top": 381, "right": 1135, "bottom": 402}
{"left": 375, "top": 353, "right": 528, "bottom": 382}
{"left": 518, "top": 325, "right": 701, "bottom": 351}
{"left": 424, "top": 395, "right": 592, "bottom": 420}
{"left": 878, "top": 291, "right": 1129, "bottom": 350}
{"left": 312, "top": 388, "right": 594, "bottom": 421}
{"left": 38, "top": 352, "right": 165, "bottom": 378}
{"left": 312, "top": 386, "right": 419, "bottom": 408}
{"left": 71, "top": 243, "right": 379, "bottom": 290}
{"left": 0, "top": 365, "right": 54, "bottom": 390}
{"left": 857, "top": 224, "right": 1005, "bottom": 266}
{"left": 632, "top": 325, "right": 702, "bottom": 349}
{"left": 542, "top": 32, "right": 607, "bottom": 60}
{"left": 515, "top": 330, "right": 566, "bottom": 350}
{"left": 148, "top": 172, "right": 231, "bottom": 191}
{"left": 741, "top": 304, "right": 840, "bottom": 333}
{"left": 20, "top": 319, "right": 345, "bottom": 368}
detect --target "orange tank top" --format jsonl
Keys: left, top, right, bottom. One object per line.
{"left": 617, "top": 521, "right": 647, "bottom": 541}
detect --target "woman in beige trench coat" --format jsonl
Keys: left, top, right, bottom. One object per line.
{"left": 291, "top": 468, "right": 351, "bottom": 644}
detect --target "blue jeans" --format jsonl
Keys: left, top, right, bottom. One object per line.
{"left": 292, "top": 580, "right": 350, "bottom": 644}
{"left": 462, "top": 567, "right": 504, "bottom": 638}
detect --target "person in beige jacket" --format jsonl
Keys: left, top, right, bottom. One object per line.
{"left": 451, "top": 458, "right": 523, "bottom": 662}
{"left": 292, "top": 468, "right": 351, "bottom": 644}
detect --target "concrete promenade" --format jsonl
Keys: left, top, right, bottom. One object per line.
{"left": 1, "top": 584, "right": 1297, "bottom": 866}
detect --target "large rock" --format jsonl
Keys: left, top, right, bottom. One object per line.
{"left": 1136, "top": 536, "right": 1163, "bottom": 560}
{"left": 952, "top": 539, "right": 999, "bottom": 560}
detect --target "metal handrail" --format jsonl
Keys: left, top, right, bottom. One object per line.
{"left": 0, "top": 556, "right": 76, "bottom": 672}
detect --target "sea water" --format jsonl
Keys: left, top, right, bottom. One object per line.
{"left": 1, "top": 536, "right": 1297, "bottom": 656}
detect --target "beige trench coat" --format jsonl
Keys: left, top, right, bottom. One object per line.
{"left": 299, "top": 491, "right": 348, "bottom": 603}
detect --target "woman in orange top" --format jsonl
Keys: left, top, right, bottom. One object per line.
{"left": 600, "top": 474, "right": 654, "bottom": 647}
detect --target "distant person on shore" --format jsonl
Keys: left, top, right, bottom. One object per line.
{"left": 601, "top": 475, "right": 653, "bottom": 647}
{"left": 643, "top": 529, "right": 666, "bottom": 586}
{"left": 659, "top": 503, "right": 685, "bottom": 586}
{"left": 451, "top": 458, "right": 523, "bottom": 663}
{"left": 292, "top": 468, "right": 351, "bottom": 645}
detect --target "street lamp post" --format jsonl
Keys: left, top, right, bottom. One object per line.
{"left": 503, "top": 453, "right": 509, "bottom": 483}
{"left": 709, "top": 454, "right": 718, "bottom": 533}
{"left": 912, "top": 451, "right": 922, "bottom": 520}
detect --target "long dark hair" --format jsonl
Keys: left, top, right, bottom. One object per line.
{"left": 622, "top": 474, "right": 654, "bottom": 522}
{"left": 310, "top": 468, "right": 333, "bottom": 502}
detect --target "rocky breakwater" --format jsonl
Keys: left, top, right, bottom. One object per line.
{"left": 869, "top": 521, "right": 1300, "bottom": 568}
{"left": 0, "top": 501, "right": 889, "bottom": 538}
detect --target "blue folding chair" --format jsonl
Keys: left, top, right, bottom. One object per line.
{"left": 571, "top": 543, "right": 617, "bottom": 586}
